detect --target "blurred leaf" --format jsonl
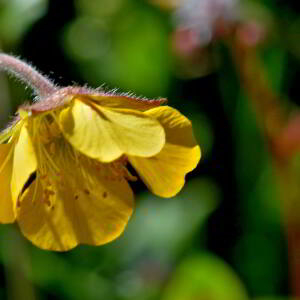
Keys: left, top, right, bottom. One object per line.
{"left": 254, "top": 298, "right": 300, "bottom": 300}
{"left": 233, "top": 231, "right": 285, "bottom": 295}
{"left": 0, "top": 226, "right": 36, "bottom": 300}
{"left": 26, "top": 248, "right": 113, "bottom": 300}
{"left": 286, "top": 17, "right": 300, "bottom": 60}
{"left": 262, "top": 46, "right": 286, "bottom": 93}
{"left": 232, "top": 91, "right": 285, "bottom": 295}
{"left": 0, "top": 0, "right": 48, "bottom": 47}
{"left": 191, "top": 113, "right": 214, "bottom": 158}
{"left": 75, "top": 0, "right": 123, "bottom": 18}
{"left": 64, "top": 17, "right": 110, "bottom": 61}
{"left": 110, "top": 178, "right": 219, "bottom": 263}
{"left": 162, "top": 253, "right": 249, "bottom": 300}
{"left": 64, "top": 1, "right": 171, "bottom": 96}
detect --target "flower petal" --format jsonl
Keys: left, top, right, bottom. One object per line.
{"left": 83, "top": 94, "right": 167, "bottom": 111}
{"left": 11, "top": 124, "right": 37, "bottom": 208}
{"left": 0, "top": 143, "right": 16, "bottom": 223}
{"left": 17, "top": 150, "right": 134, "bottom": 251}
{"left": 129, "top": 106, "right": 201, "bottom": 197}
{"left": 59, "top": 99, "right": 165, "bottom": 162}
{"left": 0, "top": 117, "right": 22, "bottom": 144}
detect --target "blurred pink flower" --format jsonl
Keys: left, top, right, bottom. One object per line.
{"left": 174, "top": 0, "right": 239, "bottom": 46}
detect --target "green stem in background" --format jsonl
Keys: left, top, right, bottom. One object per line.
{"left": 1, "top": 226, "right": 37, "bottom": 300}
{"left": 229, "top": 29, "right": 300, "bottom": 297}
{"left": 0, "top": 53, "right": 57, "bottom": 98}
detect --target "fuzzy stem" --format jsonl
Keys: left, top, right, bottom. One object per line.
{"left": 0, "top": 53, "right": 57, "bottom": 98}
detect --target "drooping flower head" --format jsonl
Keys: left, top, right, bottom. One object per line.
{"left": 0, "top": 54, "right": 200, "bottom": 251}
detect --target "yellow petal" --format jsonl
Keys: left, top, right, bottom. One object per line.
{"left": 17, "top": 146, "right": 134, "bottom": 251}
{"left": 129, "top": 106, "right": 201, "bottom": 197}
{"left": 11, "top": 124, "right": 37, "bottom": 208}
{"left": 0, "top": 118, "right": 22, "bottom": 144}
{"left": 59, "top": 99, "right": 165, "bottom": 162}
{"left": 0, "top": 143, "right": 16, "bottom": 223}
{"left": 80, "top": 94, "right": 166, "bottom": 111}
{"left": 146, "top": 106, "right": 198, "bottom": 147}
{"left": 0, "top": 127, "right": 14, "bottom": 144}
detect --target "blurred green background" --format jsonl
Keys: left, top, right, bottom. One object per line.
{"left": 0, "top": 0, "right": 300, "bottom": 299}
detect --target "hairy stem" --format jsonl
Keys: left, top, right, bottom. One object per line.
{"left": 0, "top": 53, "right": 57, "bottom": 98}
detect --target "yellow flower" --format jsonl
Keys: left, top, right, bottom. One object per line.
{"left": 0, "top": 87, "right": 200, "bottom": 251}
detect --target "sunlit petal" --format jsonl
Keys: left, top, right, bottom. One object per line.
{"left": 17, "top": 145, "right": 134, "bottom": 251}
{"left": 129, "top": 106, "right": 200, "bottom": 197}
{"left": 0, "top": 143, "right": 16, "bottom": 223}
{"left": 11, "top": 124, "right": 37, "bottom": 208}
{"left": 59, "top": 99, "right": 165, "bottom": 162}
{"left": 83, "top": 94, "right": 167, "bottom": 111}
